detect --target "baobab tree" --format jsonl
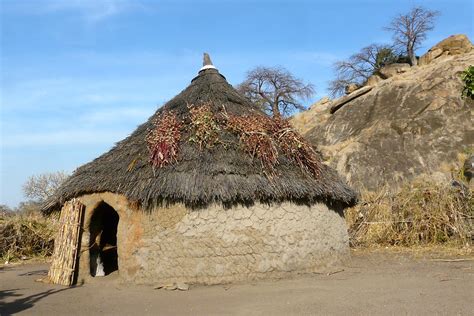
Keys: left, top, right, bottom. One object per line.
{"left": 385, "top": 6, "right": 440, "bottom": 66}
{"left": 328, "top": 44, "right": 398, "bottom": 97}
{"left": 237, "top": 66, "right": 314, "bottom": 118}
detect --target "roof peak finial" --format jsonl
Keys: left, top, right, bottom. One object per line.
{"left": 199, "top": 52, "right": 217, "bottom": 72}
{"left": 203, "top": 53, "right": 213, "bottom": 66}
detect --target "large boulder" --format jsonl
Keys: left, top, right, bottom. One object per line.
{"left": 365, "top": 74, "right": 383, "bottom": 86}
{"left": 378, "top": 63, "right": 411, "bottom": 79}
{"left": 299, "top": 51, "right": 474, "bottom": 190}
{"left": 419, "top": 34, "right": 473, "bottom": 66}
{"left": 345, "top": 83, "right": 360, "bottom": 94}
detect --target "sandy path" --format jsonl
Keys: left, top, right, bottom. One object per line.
{"left": 1, "top": 252, "right": 473, "bottom": 315}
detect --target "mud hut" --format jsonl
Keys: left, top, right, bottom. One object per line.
{"left": 45, "top": 54, "right": 357, "bottom": 286}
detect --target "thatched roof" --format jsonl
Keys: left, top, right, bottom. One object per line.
{"left": 44, "top": 55, "right": 357, "bottom": 213}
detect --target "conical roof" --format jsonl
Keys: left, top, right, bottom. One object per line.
{"left": 44, "top": 55, "right": 357, "bottom": 213}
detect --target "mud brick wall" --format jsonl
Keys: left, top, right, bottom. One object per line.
{"left": 73, "top": 192, "right": 349, "bottom": 285}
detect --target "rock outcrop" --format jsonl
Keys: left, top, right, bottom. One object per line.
{"left": 293, "top": 46, "right": 474, "bottom": 191}
{"left": 419, "top": 34, "right": 473, "bottom": 66}
{"left": 345, "top": 83, "right": 360, "bottom": 94}
{"left": 291, "top": 97, "right": 332, "bottom": 134}
{"left": 330, "top": 86, "right": 373, "bottom": 114}
{"left": 378, "top": 63, "right": 411, "bottom": 79}
{"left": 365, "top": 74, "right": 383, "bottom": 86}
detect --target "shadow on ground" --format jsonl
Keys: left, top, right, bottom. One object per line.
{"left": 18, "top": 269, "right": 48, "bottom": 277}
{"left": 0, "top": 285, "right": 77, "bottom": 315}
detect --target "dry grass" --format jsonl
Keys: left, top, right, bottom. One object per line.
{"left": 351, "top": 244, "right": 473, "bottom": 259}
{"left": 346, "top": 177, "right": 473, "bottom": 248}
{"left": 0, "top": 211, "right": 58, "bottom": 263}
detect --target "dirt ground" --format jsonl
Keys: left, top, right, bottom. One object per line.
{"left": 1, "top": 250, "right": 473, "bottom": 315}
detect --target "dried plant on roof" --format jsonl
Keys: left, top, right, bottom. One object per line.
{"left": 226, "top": 114, "right": 279, "bottom": 172}
{"left": 146, "top": 111, "right": 182, "bottom": 168}
{"left": 272, "top": 117, "right": 322, "bottom": 177}
{"left": 188, "top": 102, "right": 221, "bottom": 149}
{"left": 224, "top": 112, "right": 322, "bottom": 177}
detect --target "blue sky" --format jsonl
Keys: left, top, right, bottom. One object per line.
{"left": 1, "top": 0, "right": 472, "bottom": 207}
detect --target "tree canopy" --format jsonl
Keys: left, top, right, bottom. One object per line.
{"left": 385, "top": 6, "right": 439, "bottom": 66}
{"left": 328, "top": 44, "right": 399, "bottom": 97}
{"left": 237, "top": 66, "right": 314, "bottom": 118}
{"left": 23, "top": 171, "right": 69, "bottom": 203}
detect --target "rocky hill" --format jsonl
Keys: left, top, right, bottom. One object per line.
{"left": 292, "top": 35, "right": 474, "bottom": 191}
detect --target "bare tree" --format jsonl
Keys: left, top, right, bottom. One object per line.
{"left": 236, "top": 66, "right": 315, "bottom": 118}
{"left": 23, "top": 171, "right": 69, "bottom": 202}
{"left": 328, "top": 44, "right": 398, "bottom": 97}
{"left": 385, "top": 6, "right": 440, "bottom": 66}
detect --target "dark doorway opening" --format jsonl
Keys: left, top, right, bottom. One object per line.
{"left": 89, "top": 202, "right": 119, "bottom": 276}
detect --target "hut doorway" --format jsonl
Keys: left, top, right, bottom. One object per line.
{"left": 89, "top": 202, "right": 119, "bottom": 277}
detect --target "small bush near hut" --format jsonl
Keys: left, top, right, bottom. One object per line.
{"left": 0, "top": 210, "right": 58, "bottom": 263}
{"left": 346, "top": 178, "right": 473, "bottom": 248}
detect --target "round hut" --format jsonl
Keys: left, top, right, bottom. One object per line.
{"left": 45, "top": 54, "right": 357, "bottom": 285}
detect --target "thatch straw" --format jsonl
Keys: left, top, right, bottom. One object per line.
{"left": 43, "top": 67, "right": 357, "bottom": 214}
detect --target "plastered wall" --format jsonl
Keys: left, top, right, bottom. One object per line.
{"left": 73, "top": 192, "right": 349, "bottom": 285}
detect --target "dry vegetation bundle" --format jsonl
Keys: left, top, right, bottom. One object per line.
{"left": 346, "top": 178, "right": 473, "bottom": 247}
{"left": 145, "top": 103, "right": 324, "bottom": 179}
{"left": 271, "top": 117, "right": 322, "bottom": 177}
{"left": 224, "top": 110, "right": 323, "bottom": 176}
{"left": 0, "top": 211, "right": 58, "bottom": 263}
{"left": 146, "top": 111, "right": 182, "bottom": 168}
{"left": 188, "top": 102, "right": 221, "bottom": 149}
{"left": 226, "top": 114, "right": 279, "bottom": 171}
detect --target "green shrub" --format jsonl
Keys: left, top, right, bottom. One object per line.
{"left": 461, "top": 65, "right": 474, "bottom": 99}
